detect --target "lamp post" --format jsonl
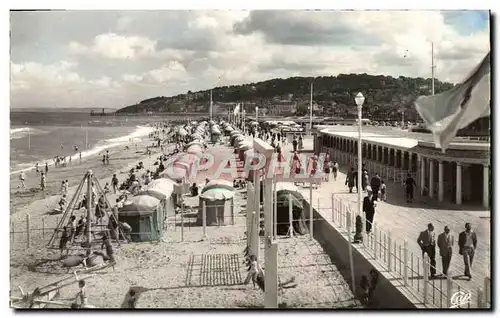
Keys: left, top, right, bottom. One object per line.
{"left": 309, "top": 78, "right": 316, "bottom": 135}
{"left": 210, "top": 75, "right": 224, "bottom": 121}
{"left": 355, "top": 92, "right": 365, "bottom": 217}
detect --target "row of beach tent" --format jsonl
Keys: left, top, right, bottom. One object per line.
{"left": 118, "top": 120, "right": 238, "bottom": 241}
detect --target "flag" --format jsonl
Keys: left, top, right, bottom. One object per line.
{"left": 233, "top": 103, "right": 240, "bottom": 115}
{"left": 414, "top": 51, "right": 490, "bottom": 153}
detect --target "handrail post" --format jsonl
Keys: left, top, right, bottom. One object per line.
{"left": 484, "top": 276, "right": 490, "bottom": 305}
{"left": 477, "top": 288, "right": 484, "bottom": 308}
{"left": 26, "top": 214, "right": 30, "bottom": 248}
{"left": 202, "top": 200, "right": 207, "bottom": 240}
{"left": 403, "top": 240, "right": 408, "bottom": 286}
{"left": 387, "top": 232, "right": 392, "bottom": 271}
{"left": 373, "top": 224, "right": 377, "bottom": 260}
{"left": 446, "top": 270, "right": 453, "bottom": 308}
{"left": 331, "top": 194, "right": 335, "bottom": 223}
{"left": 423, "top": 253, "right": 429, "bottom": 305}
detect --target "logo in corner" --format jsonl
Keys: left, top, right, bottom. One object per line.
{"left": 450, "top": 291, "right": 471, "bottom": 308}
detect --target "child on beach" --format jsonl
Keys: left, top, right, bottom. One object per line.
{"left": 112, "top": 174, "right": 119, "bottom": 194}
{"left": 18, "top": 171, "right": 26, "bottom": 189}
{"left": 35, "top": 162, "right": 39, "bottom": 176}
{"left": 45, "top": 162, "right": 49, "bottom": 174}
{"left": 58, "top": 194, "right": 67, "bottom": 212}
{"left": 380, "top": 181, "right": 387, "bottom": 201}
{"left": 40, "top": 172, "right": 46, "bottom": 191}
{"left": 59, "top": 226, "right": 70, "bottom": 256}
{"left": 103, "top": 182, "right": 110, "bottom": 194}
{"left": 332, "top": 161, "right": 339, "bottom": 181}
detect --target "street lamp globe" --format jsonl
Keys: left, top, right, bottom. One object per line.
{"left": 355, "top": 92, "right": 365, "bottom": 107}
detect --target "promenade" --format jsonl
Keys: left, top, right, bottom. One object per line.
{"left": 281, "top": 137, "right": 491, "bottom": 308}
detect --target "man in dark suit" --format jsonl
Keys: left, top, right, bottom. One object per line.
{"left": 437, "top": 226, "right": 454, "bottom": 276}
{"left": 417, "top": 223, "right": 437, "bottom": 278}
{"left": 363, "top": 188, "right": 376, "bottom": 233}
{"left": 458, "top": 223, "right": 477, "bottom": 280}
{"left": 370, "top": 173, "right": 382, "bottom": 201}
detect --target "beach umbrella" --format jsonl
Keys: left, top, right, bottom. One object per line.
{"left": 230, "top": 130, "right": 241, "bottom": 137}
{"left": 139, "top": 178, "right": 176, "bottom": 200}
{"left": 186, "top": 144, "right": 204, "bottom": 155}
{"left": 275, "top": 182, "right": 298, "bottom": 192}
{"left": 161, "top": 162, "right": 190, "bottom": 180}
{"left": 191, "top": 133, "right": 203, "bottom": 140}
{"left": 177, "top": 153, "right": 198, "bottom": 165}
{"left": 238, "top": 143, "right": 252, "bottom": 152}
{"left": 211, "top": 126, "right": 221, "bottom": 135}
{"left": 119, "top": 195, "right": 161, "bottom": 216}
{"left": 200, "top": 179, "right": 235, "bottom": 201}
{"left": 275, "top": 189, "right": 304, "bottom": 209}
{"left": 186, "top": 140, "right": 204, "bottom": 148}
{"left": 251, "top": 121, "right": 259, "bottom": 126}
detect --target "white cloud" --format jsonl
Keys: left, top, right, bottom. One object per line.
{"left": 10, "top": 10, "right": 490, "bottom": 109}
{"left": 68, "top": 33, "right": 194, "bottom": 61}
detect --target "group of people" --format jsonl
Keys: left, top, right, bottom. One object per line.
{"left": 417, "top": 222, "right": 478, "bottom": 280}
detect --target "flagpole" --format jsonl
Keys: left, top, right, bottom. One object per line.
{"left": 431, "top": 41, "right": 435, "bottom": 96}
{"left": 28, "top": 129, "right": 30, "bottom": 151}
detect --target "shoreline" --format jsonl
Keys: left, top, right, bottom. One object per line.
{"left": 9, "top": 125, "right": 156, "bottom": 175}
{"left": 9, "top": 134, "right": 164, "bottom": 216}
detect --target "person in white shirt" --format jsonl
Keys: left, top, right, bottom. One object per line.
{"left": 19, "top": 171, "right": 26, "bottom": 189}
{"left": 458, "top": 223, "right": 477, "bottom": 279}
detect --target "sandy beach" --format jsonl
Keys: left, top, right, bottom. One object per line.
{"left": 9, "top": 129, "right": 359, "bottom": 308}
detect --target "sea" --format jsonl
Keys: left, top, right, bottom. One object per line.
{"left": 9, "top": 111, "right": 184, "bottom": 175}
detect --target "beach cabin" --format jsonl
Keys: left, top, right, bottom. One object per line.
{"left": 198, "top": 180, "right": 235, "bottom": 226}
{"left": 139, "top": 178, "right": 176, "bottom": 220}
{"left": 210, "top": 125, "right": 222, "bottom": 143}
{"left": 119, "top": 194, "right": 164, "bottom": 242}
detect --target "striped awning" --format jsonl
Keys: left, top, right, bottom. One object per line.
{"left": 119, "top": 194, "right": 160, "bottom": 216}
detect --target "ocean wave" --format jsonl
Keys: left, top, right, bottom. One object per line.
{"left": 10, "top": 125, "right": 155, "bottom": 175}
{"left": 10, "top": 127, "right": 48, "bottom": 140}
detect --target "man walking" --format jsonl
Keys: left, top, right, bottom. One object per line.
{"left": 363, "top": 188, "right": 376, "bottom": 233}
{"left": 346, "top": 167, "right": 356, "bottom": 193}
{"left": 417, "top": 223, "right": 437, "bottom": 279}
{"left": 404, "top": 173, "right": 417, "bottom": 203}
{"left": 437, "top": 226, "right": 454, "bottom": 276}
{"left": 370, "top": 173, "right": 381, "bottom": 201}
{"left": 458, "top": 223, "right": 477, "bottom": 280}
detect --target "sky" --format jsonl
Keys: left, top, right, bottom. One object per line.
{"left": 9, "top": 10, "right": 490, "bottom": 109}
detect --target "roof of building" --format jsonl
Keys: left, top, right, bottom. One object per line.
{"left": 319, "top": 126, "right": 490, "bottom": 152}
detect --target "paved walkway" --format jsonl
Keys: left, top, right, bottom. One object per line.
{"left": 280, "top": 137, "right": 491, "bottom": 308}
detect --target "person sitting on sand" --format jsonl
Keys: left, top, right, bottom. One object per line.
{"left": 58, "top": 194, "right": 67, "bottom": 211}
{"left": 103, "top": 182, "right": 110, "bottom": 194}
{"left": 119, "top": 221, "right": 132, "bottom": 242}
{"left": 190, "top": 183, "right": 199, "bottom": 196}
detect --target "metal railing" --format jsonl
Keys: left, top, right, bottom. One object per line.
{"left": 329, "top": 194, "right": 490, "bottom": 309}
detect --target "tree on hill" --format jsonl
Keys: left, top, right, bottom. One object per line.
{"left": 116, "top": 73, "right": 455, "bottom": 120}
